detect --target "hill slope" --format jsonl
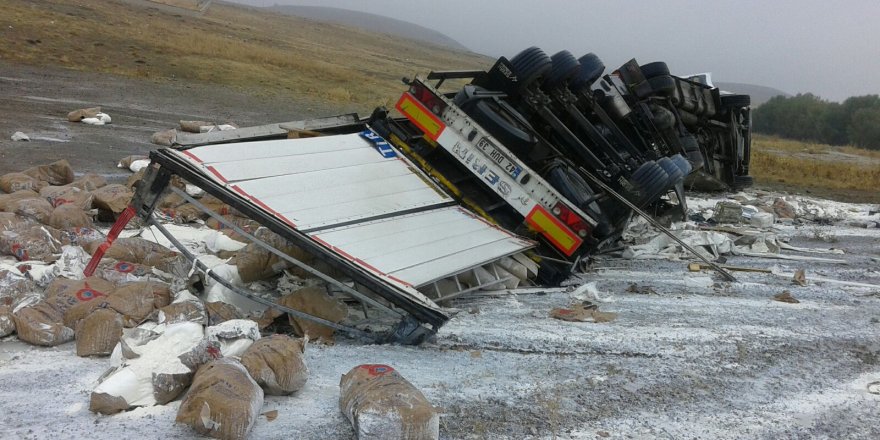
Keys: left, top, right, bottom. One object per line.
{"left": 0, "top": 0, "right": 490, "bottom": 112}
{"left": 267, "top": 5, "right": 471, "bottom": 52}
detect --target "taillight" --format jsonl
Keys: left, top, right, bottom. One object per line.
{"left": 409, "top": 83, "right": 447, "bottom": 116}
{"left": 553, "top": 202, "right": 591, "bottom": 238}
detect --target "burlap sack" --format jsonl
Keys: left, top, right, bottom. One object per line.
{"left": 95, "top": 260, "right": 155, "bottom": 284}
{"left": 0, "top": 190, "right": 40, "bottom": 211}
{"left": 277, "top": 286, "right": 347, "bottom": 344}
{"left": 205, "top": 319, "right": 260, "bottom": 357}
{"left": 22, "top": 160, "right": 75, "bottom": 186}
{"left": 0, "top": 172, "right": 42, "bottom": 193}
{"left": 48, "top": 204, "right": 93, "bottom": 229}
{"left": 117, "top": 155, "right": 149, "bottom": 169}
{"left": 339, "top": 364, "right": 439, "bottom": 440}
{"left": 66, "top": 173, "right": 107, "bottom": 191}
{"left": 67, "top": 106, "right": 101, "bottom": 122}
{"left": 5, "top": 197, "right": 53, "bottom": 224}
{"left": 0, "top": 305, "right": 14, "bottom": 337}
{"left": 91, "top": 184, "right": 133, "bottom": 215}
{"left": 151, "top": 129, "right": 176, "bottom": 146}
{"left": 86, "top": 237, "right": 179, "bottom": 272}
{"left": 0, "top": 223, "right": 65, "bottom": 262}
{"left": 232, "top": 229, "right": 314, "bottom": 282}
{"left": 0, "top": 212, "right": 35, "bottom": 231}
{"left": 241, "top": 334, "right": 308, "bottom": 396}
{"left": 158, "top": 295, "right": 208, "bottom": 325}
{"left": 157, "top": 191, "right": 186, "bottom": 209}
{"left": 61, "top": 226, "right": 106, "bottom": 249}
{"left": 205, "top": 214, "right": 259, "bottom": 242}
{"left": 45, "top": 276, "right": 115, "bottom": 316}
{"left": 161, "top": 203, "right": 203, "bottom": 224}
{"left": 40, "top": 185, "right": 95, "bottom": 210}
{"left": 0, "top": 269, "right": 38, "bottom": 307}
{"left": 126, "top": 168, "right": 146, "bottom": 188}
{"left": 12, "top": 301, "right": 73, "bottom": 346}
{"left": 205, "top": 301, "right": 244, "bottom": 326}
{"left": 176, "top": 358, "right": 264, "bottom": 440}
{"left": 179, "top": 120, "right": 214, "bottom": 133}
{"left": 76, "top": 308, "right": 124, "bottom": 357}
{"left": 107, "top": 281, "right": 172, "bottom": 327}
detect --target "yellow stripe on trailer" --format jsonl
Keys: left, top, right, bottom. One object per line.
{"left": 396, "top": 93, "right": 445, "bottom": 140}
{"left": 525, "top": 206, "right": 582, "bottom": 256}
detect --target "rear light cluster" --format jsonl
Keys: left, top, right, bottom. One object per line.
{"left": 409, "top": 83, "right": 448, "bottom": 116}
{"left": 552, "top": 202, "right": 591, "bottom": 238}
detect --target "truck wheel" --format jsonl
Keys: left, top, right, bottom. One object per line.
{"left": 679, "top": 135, "right": 706, "bottom": 171}
{"left": 647, "top": 75, "right": 676, "bottom": 96}
{"left": 649, "top": 104, "right": 677, "bottom": 130}
{"left": 657, "top": 157, "right": 684, "bottom": 185}
{"left": 544, "top": 50, "right": 581, "bottom": 87}
{"left": 570, "top": 53, "right": 605, "bottom": 92}
{"left": 670, "top": 154, "right": 693, "bottom": 175}
{"left": 640, "top": 61, "right": 670, "bottom": 79}
{"left": 454, "top": 86, "right": 538, "bottom": 153}
{"left": 720, "top": 94, "right": 751, "bottom": 108}
{"left": 509, "top": 47, "right": 553, "bottom": 92}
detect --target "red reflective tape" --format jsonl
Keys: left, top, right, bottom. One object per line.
{"left": 205, "top": 165, "right": 228, "bottom": 183}
{"left": 181, "top": 150, "right": 203, "bottom": 163}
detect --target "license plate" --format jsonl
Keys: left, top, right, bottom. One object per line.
{"left": 476, "top": 137, "right": 522, "bottom": 179}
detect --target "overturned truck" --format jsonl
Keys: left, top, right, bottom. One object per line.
{"left": 119, "top": 47, "right": 751, "bottom": 344}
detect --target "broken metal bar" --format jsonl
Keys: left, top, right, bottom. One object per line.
{"left": 579, "top": 169, "right": 738, "bottom": 282}
{"left": 169, "top": 185, "right": 404, "bottom": 318}
{"left": 147, "top": 216, "right": 379, "bottom": 342}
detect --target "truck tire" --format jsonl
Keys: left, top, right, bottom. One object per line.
{"left": 720, "top": 94, "right": 751, "bottom": 108}
{"left": 509, "top": 47, "right": 553, "bottom": 92}
{"left": 570, "top": 53, "right": 605, "bottom": 92}
{"left": 544, "top": 50, "right": 581, "bottom": 87}
{"left": 647, "top": 75, "right": 676, "bottom": 96}
{"left": 640, "top": 61, "right": 670, "bottom": 79}
{"left": 454, "top": 86, "right": 538, "bottom": 153}
{"left": 679, "top": 135, "right": 706, "bottom": 171}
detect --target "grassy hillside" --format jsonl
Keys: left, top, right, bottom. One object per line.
{"left": 268, "top": 5, "right": 471, "bottom": 52}
{"left": 750, "top": 134, "right": 880, "bottom": 202}
{"left": 0, "top": 0, "right": 491, "bottom": 113}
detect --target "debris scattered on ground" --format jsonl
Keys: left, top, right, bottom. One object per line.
{"left": 263, "top": 410, "right": 279, "bottom": 422}
{"left": 81, "top": 113, "right": 112, "bottom": 125}
{"left": 868, "top": 382, "right": 880, "bottom": 395}
{"left": 10, "top": 131, "right": 29, "bottom": 141}
{"left": 339, "top": 364, "right": 439, "bottom": 440}
{"left": 626, "top": 283, "right": 657, "bottom": 295}
{"left": 151, "top": 129, "right": 176, "bottom": 146}
{"left": 67, "top": 107, "right": 102, "bottom": 122}
{"left": 792, "top": 268, "right": 807, "bottom": 286}
{"left": 550, "top": 301, "right": 618, "bottom": 323}
{"left": 773, "top": 290, "right": 800, "bottom": 304}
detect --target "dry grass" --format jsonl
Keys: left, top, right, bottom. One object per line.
{"left": 0, "top": 0, "right": 492, "bottom": 113}
{"left": 750, "top": 134, "right": 880, "bottom": 192}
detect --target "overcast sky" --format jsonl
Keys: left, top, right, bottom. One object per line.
{"left": 230, "top": 0, "right": 879, "bottom": 101}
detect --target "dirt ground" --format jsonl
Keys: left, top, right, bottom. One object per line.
{"left": 2, "top": 64, "right": 880, "bottom": 439}
{"left": 0, "top": 61, "right": 339, "bottom": 177}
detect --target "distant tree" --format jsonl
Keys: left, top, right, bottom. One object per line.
{"left": 847, "top": 107, "right": 880, "bottom": 150}
{"left": 753, "top": 93, "right": 880, "bottom": 147}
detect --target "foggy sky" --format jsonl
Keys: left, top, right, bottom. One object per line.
{"left": 230, "top": 0, "right": 880, "bottom": 101}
